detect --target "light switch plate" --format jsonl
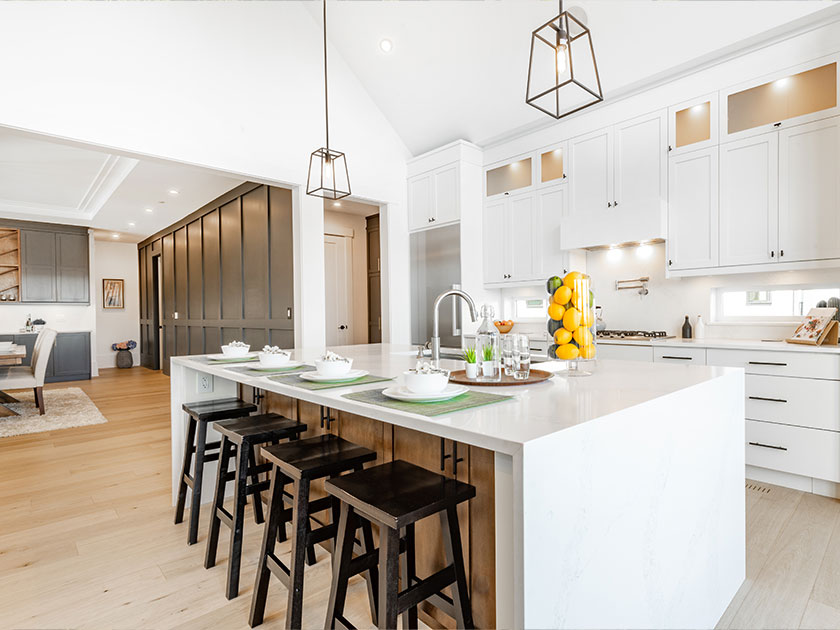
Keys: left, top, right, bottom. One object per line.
{"left": 196, "top": 373, "right": 214, "bottom": 393}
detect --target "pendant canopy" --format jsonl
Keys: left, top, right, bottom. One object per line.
{"left": 307, "top": 0, "right": 351, "bottom": 200}
{"left": 526, "top": 1, "right": 603, "bottom": 120}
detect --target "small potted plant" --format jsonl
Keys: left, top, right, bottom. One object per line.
{"left": 462, "top": 347, "right": 478, "bottom": 378}
{"left": 111, "top": 340, "right": 137, "bottom": 368}
{"left": 481, "top": 345, "right": 496, "bottom": 377}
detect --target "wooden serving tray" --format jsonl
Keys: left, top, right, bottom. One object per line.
{"left": 449, "top": 368, "right": 553, "bottom": 386}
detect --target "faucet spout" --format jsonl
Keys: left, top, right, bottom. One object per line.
{"left": 431, "top": 289, "right": 478, "bottom": 362}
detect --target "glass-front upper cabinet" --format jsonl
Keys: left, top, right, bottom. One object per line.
{"left": 485, "top": 157, "right": 532, "bottom": 197}
{"left": 667, "top": 93, "right": 718, "bottom": 157}
{"left": 539, "top": 143, "right": 568, "bottom": 185}
{"left": 723, "top": 59, "right": 839, "bottom": 142}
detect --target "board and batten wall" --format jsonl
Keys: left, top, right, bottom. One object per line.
{"left": 137, "top": 182, "right": 294, "bottom": 374}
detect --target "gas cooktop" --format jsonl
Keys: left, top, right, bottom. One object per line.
{"left": 596, "top": 330, "right": 675, "bottom": 341}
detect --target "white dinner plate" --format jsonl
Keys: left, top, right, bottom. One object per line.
{"left": 206, "top": 353, "right": 258, "bottom": 361}
{"left": 298, "top": 369, "right": 369, "bottom": 383}
{"left": 382, "top": 384, "right": 468, "bottom": 403}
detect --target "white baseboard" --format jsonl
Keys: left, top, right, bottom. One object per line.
{"left": 746, "top": 464, "right": 840, "bottom": 498}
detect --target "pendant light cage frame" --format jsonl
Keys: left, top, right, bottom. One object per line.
{"left": 526, "top": 6, "right": 603, "bottom": 120}
{"left": 306, "top": 0, "right": 351, "bottom": 200}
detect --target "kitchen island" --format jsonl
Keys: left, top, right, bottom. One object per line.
{"left": 170, "top": 344, "right": 745, "bottom": 629}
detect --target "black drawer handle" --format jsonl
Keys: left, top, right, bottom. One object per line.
{"left": 748, "top": 361, "right": 787, "bottom": 366}
{"left": 748, "top": 441, "right": 787, "bottom": 451}
{"left": 661, "top": 355, "right": 693, "bottom": 360}
{"left": 748, "top": 396, "right": 788, "bottom": 403}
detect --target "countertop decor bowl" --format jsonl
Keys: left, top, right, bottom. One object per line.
{"left": 259, "top": 352, "right": 290, "bottom": 367}
{"left": 494, "top": 322, "right": 514, "bottom": 334}
{"left": 315, "top": 358, "right": 353, "bottom": 377}
{"left": 221, "top": 344, "right": 250, "bottom": 358}
{"left": 404, "top": 370, "right": 449, "bottom": 394}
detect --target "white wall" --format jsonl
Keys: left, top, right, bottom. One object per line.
{"left": 324, "top": 210, "right": 371, "bottom": 345}
{"left": 93, "top": 240, "right": 140, "bottom": 368}
{"left": 0, "top": 1, "right": 411, "bottom": 347}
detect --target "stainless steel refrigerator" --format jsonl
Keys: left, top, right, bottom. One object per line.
{"left": 410, "top": 224, "right": 461, "bottom": 348}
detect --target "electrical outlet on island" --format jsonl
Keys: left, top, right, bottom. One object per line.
{"left": 196, "top": 373, "right": 214, "bottom": 394}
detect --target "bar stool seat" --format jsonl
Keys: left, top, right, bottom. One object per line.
{"left": 325, "top": 460, "right": 476, "bottom": 630}
{"left": 205, "top": 413, "right": 306, "bottom": 599}
{"left": 248, "top": 434, "right": 378, "bottom": 629}
{"left": 175, "top": 398, "right": 258, "bottom": 545}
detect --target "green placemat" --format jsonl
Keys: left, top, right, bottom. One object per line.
{"left": 226, "top": 364, "right": 315, "bottom": 376}
{"left": 342, "top": 388, "right": 513, "bottom": 417}
{"left": 266, "top": 373, "right": 394, "bottom": 390}
{"left": 196, "top": 355, "right": 260, "bottom": 364}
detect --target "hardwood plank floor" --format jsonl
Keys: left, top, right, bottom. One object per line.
{"left": 3, "top": 367, "right": 840, "bottom": 629}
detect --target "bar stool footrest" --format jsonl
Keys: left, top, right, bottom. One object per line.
{"left": 399, "top": 566, "right": 456, "bottom": 613}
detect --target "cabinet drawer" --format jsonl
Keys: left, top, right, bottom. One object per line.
{"left": 707, "top": 348, "right": 840, "bottom": 380}
{"left": 597, "top": 344, "right": 653, "bottom": 362}
{"left": 746, "top": 375, "right": 840, "bottom": 431}
{"left": 653, "top": 347, "right": 706, "bottom": 364}
{"left": 746, "top": 419, "right": 840, "bottom": 483}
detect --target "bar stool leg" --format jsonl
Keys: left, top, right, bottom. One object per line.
{"left": 174, "top": 415, "right": 197, "bottom": 525}
{"left": 187, "top": 420, "right": 208, "bottom": 545}
{"left": 248, "top": 447, "right": 265, "bottom": 525}
{"left": 440, "top": 505, "right": 474, "bottom": 630}
{"left": 205, "top": 436, "right": 234, "bottom": 569}
{"left": 226, "top": 440, "right": 252, "bottom": 600}
{"left": 249, "top": 465, "right": 285, "bottom": 628}
{"left": 378, "top": 526, "right": 400, "bottom": 630}
{"left": 285, "top": 477, "right": 312, "bottom": 630}
{"left": 360, "top": 518, "right": 379, "bottom": 626}
{"left": 400, "top": 523, "right": 418, "bottom": 630}
{"left": 324, "top": 502, "right": 357, "bottom": 630}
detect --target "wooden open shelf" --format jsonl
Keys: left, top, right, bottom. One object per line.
{"left": 0, "top": 228, "right": 21, "bottom": 302}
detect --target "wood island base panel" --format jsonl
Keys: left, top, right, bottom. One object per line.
{"left": 170, "top": 343, "right": 746, "bottom": 629}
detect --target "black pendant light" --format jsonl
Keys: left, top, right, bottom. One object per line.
{"left": 526, "top": 0, "right": 603, "bottom": 120}
{"left": 307, "top": 0, "right": 350, "bottom": 200}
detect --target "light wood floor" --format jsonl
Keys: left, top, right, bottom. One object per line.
{"left": 3, "top": 368, "right": 840, "bottom": 629}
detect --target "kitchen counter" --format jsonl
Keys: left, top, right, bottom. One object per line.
{"left": 170, "top": 344, "right": 745, "bottom": 629}
{"left": 598, "top": 336, "right": 840, "bottom": 354}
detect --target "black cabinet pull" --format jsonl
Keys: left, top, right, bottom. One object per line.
{"left": 773, "top": 122, "right": 782, "bottom": 127}
{"left": 770, "top": 251, "right": 775, "bottom": 258}
{"left": 661, "top": 355, "right": 692, "bottom": 360}
{"left": 607, "top": 202, "right": 612, "bottom": 208}
{"left": 668, "top": 145, "right": 673, "bottom": 151}
{"left": 749, "top": 396, "right": 787, "bottom": 403}
{"left": 748, "top": 361, "right": 787, "bottom": 366}
{"left": 668, "top": 259, "right": 673, "bottom": 266}
{"left": 614, "top": 200, "right": 619, "bottom": 207}
{"left": 780, "top": 249, "right": 784, "bottom": 257}
{"left": 748, "top": 441, "right": 787, "bottom": 451}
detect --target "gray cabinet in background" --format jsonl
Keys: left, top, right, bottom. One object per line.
{"left": 56, "top": 233, "right": 90, "bottom": 302}
{"left": 19, "top": 227, "right": 89, "bottom": 304}
{"left": 20, "top": 230, "right": 57, "bottom": 302}
{"left": 5, "top": 331, "right": 91, "bottom": 382}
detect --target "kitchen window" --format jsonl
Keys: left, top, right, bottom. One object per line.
{"left": 715, "top": 286, "right": 840, "bottom": 321}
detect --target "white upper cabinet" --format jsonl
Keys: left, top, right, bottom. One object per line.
{"left": 407, "top": 163, "right": 460, "bottom": 231}
{"left": 569, "top": 127, "right": 613, "bottom": 215}
{"left": 614, "top": 112, "right": 667, "bottom": 225}
{"left": 722, "top": 58, "right": 840, "bottom": 143}
{"left": 483, "top": 198, "right": 508, "bottom": 284}
{"left": 508, "top": 193, "right": 539, "bottom": 282}
{"left": 537, "top": 184, "right": 569, "bottom": 278}
{"left": 668, "top": 93, "right": 719, "bottom": 156}
{"left": 719, "top": 132, "right": 779, "bottom": 266}
{"left": 485, "top": 157, "right": 533, "bottom": 198}
{"left": 779, "top": 117, "right": 840, "bottom": 262}
{"left": 667, "top": 147, "right": 719, "bottom": 271}
{"left": 539, "top": 144, "right": 568, "bottom": 187}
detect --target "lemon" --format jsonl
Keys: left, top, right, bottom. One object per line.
{"left": 554, "top": 328, "right": 573, "bottom": 345}
{"left": 579, "top": 343, "right": 596, "bottom": 359}
{"left": 562, "top": 307, "right": 581, "bottom": 332}
{"left": 573, "top": 328, "right": 593, "bottom": 346}
{"left": 547, "top": 302, "right": 566, "bottom": 321}
{"left": 553, "top": 286, "right": 572, "bottom": 306}
{"left": 556, "top": 344, "right": 580, "bottom": 360}
{"left": 563, "top": 270, "right": 585, "bottom": 290}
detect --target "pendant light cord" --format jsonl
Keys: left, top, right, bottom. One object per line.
{"left": 323, "top": 0, "right": 330, "bottom": 153}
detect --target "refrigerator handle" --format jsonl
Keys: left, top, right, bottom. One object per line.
{"left": 452, "top": 283, "right": 462, "bottom": 337}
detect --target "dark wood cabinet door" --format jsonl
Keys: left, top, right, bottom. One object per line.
{"left": 55, "top": 233, "right": 89, "bottom": 303}
{"left": 20, "top": 230, "right": 56, "bottom": 302}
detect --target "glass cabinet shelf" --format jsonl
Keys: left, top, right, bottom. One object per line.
{"left": 486, "top": 158, "right": 532, "bottom": 197}
{"left": 540, "top": 148, "right": 565, "bottom": 183}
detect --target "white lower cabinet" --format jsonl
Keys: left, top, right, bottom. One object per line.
{"left": 596, "top": 343, "right": 654, "bottom": 362}
{"left": 653, "top": 347, "right": 706, "bottom": 364}
{"left": 746, "top": 420, "right": 840, "bottom": 484}
{"left": 746, "top": 374, "right": 840, "bottom": 432}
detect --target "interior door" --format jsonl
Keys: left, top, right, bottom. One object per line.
{"left": 667, "top": 146, "right": 719, "bottom": 270}
{"left": 719, "top": 132, "right": 779, "bottom": 266}
{"left": 569, "top": 127, "right": 613, "bottom": 215}
{"left": 778, "top": 116, "right": 840, "bottom": 262}
{"left": 324, "top": 234, "right": 353, "bottom": 346}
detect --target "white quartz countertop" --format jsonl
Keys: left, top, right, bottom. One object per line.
{"left": 172, "top": 343, "right": 739, "bottom": 455}
{"left": 597, "top": 336, "right": 840, "bottom": 354}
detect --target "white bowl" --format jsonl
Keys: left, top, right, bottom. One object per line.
{"left": 403, "top": 370, "right": 449, "bottom": 394}
{"left": 315, "top": 358, "right": 353, "bottom": 377}
{"left": 221, "top": 344, "right": 250, "bottom": 358}
{"left": 258, "top": 352, "right": 290, "bottom": 367}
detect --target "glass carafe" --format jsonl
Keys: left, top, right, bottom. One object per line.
{"left": 475, "top": 304, "right": 501, "bottom": 382}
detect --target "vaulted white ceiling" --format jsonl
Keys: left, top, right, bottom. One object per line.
{"left": 310, "top": 0, "right": 835, "bottom": 155}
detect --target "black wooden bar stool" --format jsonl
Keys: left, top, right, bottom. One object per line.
{"left": 248, "top": 434, "right": 378, "bottom": 629}
{"left": 175, "top": 398, "right": 258, "bottom": 545}
{"left": 324, "top": 460, "right": 476, "bottom": 630}
{"left": 205, "top": 413, "right": 307, "bottom": 599}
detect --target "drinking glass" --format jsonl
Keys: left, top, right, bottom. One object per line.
{"left": 501, "top": 336, "right": 514, "bottom": 376}
{"left": 512, "top": 334, "right": 531, "bottom": 380}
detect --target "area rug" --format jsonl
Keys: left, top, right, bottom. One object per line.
{"left": 0, "top": 387, "right": 107, "bottom": 438}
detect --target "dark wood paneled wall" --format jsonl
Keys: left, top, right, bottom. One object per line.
{"left": 138, "top": 184, "right": 294, "bottom": 374}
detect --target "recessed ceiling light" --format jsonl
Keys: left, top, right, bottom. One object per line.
{"left": 168, "top": 189, "right": 179, "bottom": 196}
{"left": 379, "top": 38, "right": 393, "bottom": 53}
{"left": 145, "top": 208, "right": 153, "bottom": 213}
{"left": 111, "top": 233, "right": 120, "bottom": 239}
{"left": 128, "top": 222, "right": 136, "bottom": 228}
{"left": 333, "top": 201, "right": 342, "bottom": 207}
